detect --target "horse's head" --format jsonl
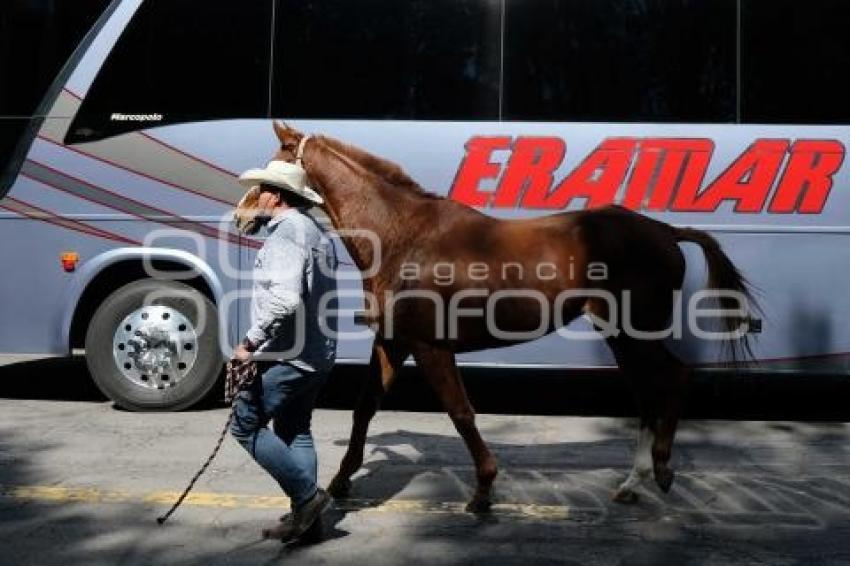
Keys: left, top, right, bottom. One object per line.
{"left": 233, "top": 184, "right": 266, "bottom": 235}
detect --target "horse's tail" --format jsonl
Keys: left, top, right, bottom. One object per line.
{"left": 673, "top": 227, "right": 758, "bottom": 363}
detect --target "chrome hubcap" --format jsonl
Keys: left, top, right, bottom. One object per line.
{"left": 112, "top": 305, "right": 198, "bottom": 390}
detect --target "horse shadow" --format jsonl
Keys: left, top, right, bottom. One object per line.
{"left": 294, "top": 416, "right": 850, "bottom": 556}
{"left": 308, "top": 425, "right": 641, "bottom": 544}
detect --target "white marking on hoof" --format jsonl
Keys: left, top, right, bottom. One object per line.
{"left": 617, "top": 427, "right": 654, "bottom": 496}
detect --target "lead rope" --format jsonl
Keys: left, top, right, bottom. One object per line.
{"left": 156, "top": 405, "right": 235, "bottom": 525}
{"left": 157, "top": 360, "right": 257, "bottom": 525}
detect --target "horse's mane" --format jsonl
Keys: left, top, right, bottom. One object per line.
{"left": 319, "top": 135, "right": 444, "bottom": 200}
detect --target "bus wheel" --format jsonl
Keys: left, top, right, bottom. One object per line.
{"left": 84, "top": 279, "right": 223, "bottom": 411}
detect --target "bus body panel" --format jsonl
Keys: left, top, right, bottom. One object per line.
{"left": 0, "top": 215, "right": 110, "bottom": 353}
{"left": 1, "top": 0, "right": 848, "bottom": 374}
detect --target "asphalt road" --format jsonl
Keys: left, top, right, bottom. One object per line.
{"left": 1, "top": 355, "right": 850, "bottom": 565}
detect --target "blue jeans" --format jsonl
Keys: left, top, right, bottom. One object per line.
{"left": 230, "top": 362, "right": 328, "bottom": 508}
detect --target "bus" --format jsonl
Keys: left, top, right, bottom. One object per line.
{"left": 2, "top": 0, "right": 849, "bottom": 411}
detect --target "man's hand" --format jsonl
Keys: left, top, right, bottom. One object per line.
{"left": 233, "top": 344, "right": 253, "bottom": 363}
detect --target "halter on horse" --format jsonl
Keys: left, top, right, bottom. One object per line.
{"left": 246, "top": 122, "right": 754, "bottom": 511}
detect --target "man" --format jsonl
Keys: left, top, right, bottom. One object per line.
{"left": 231, "top": 160, "right": 338, "bottom": 543}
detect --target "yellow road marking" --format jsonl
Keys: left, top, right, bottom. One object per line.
{"left": 0, "top": 484, "right": 570, "bottom": 520}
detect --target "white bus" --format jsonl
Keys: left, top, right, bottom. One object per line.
{"left": 2, "top": 0, "right": 849, "bottom": 410}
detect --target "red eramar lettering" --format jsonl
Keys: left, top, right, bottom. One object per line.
{"left": 448, "top": 136, "right": 845, "bottom": 214}
{"left": 769, "top": 140, "right": 845, "bottom": 213}
{"left": 626, "top": 139, "right": 714, "bottom": 211}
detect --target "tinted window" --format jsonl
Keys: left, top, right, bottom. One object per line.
{"left": 742, "top": 0, "right": 850, "bottom": 124}
{"left": 66, "top": 0, "right": 272, "bottom": 144}
{"left": 272, "top": 0, "right": 500, "bottom": 120}
{"left": 1, "top": 0, "right": 111, "bottom": 177}
{"left": 504, "top": 0, "right": 736, "bottom": 122}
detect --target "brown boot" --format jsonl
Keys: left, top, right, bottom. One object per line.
{"left": 289, "top": 489, "right": 331, "bottom": 539}
{"left": 262, "top": 492, "right": 329, "bottom": 543}
{"left": 262, "top": 514, "right": 323, "bottom": 543}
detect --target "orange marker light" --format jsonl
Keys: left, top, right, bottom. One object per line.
{"left": 61, "top": 251, "right": 79, "bottom": 272}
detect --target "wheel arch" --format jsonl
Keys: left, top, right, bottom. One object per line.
{"left": 61, "top": 247, "right": 224, "bottom": 353}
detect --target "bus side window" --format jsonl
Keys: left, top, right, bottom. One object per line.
{"left": 65, "top": 0, "right": 272, "bottom": 144}
{"left": 271, "top": 0, "right": 501, "bottom": 121}
{"left": 742, "top": 0, "right": 850, "bottom": 124}
{"left": 502, "top": 0, "right": 737, "bottom": 123}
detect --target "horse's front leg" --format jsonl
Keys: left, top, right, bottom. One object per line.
{"left": 327, "top": 339, "right": 407, "bottom": 498}
{"left": 411, "top": 342, "right": 498, "bottom": 513}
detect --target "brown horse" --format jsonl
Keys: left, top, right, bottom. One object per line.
{"left": 249, "top": 122, "right": 754, "bottom": 512}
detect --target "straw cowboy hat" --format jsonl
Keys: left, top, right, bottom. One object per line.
{"left": 237, "top": 160, "right": 324, "bottom": 205}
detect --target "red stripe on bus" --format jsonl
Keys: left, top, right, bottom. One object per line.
{"left": 138, "top": 132, "right": 241, "bottom": 178}
{"left": 36, "top": 135, "right": 234, "bottom": 206}
{"left": 22, "top": 158, "right": 258, "bottom": 248}
{"left": 0, "top": 197, "right": 142, "bottom": 245}
{"left": 62, "top": 87, "right": 83, "bottom": 101}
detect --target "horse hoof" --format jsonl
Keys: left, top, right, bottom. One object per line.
{"left": 327, "top": 477, "right": 352, "bottom": 499}
{"left": 466, "top": 497, "right": 492, "bottom": 514}
{"left": 611, "top": 489, "right": 639, "bottom": 505}
{"left": 654, "top": 468, "right": 675, "bottom": 493}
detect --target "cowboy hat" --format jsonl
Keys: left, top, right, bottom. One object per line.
{"left": 237, "top": 160, "right": 323, "bottom": 205}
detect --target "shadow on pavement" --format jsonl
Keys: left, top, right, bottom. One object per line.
{"left": 1, "top": 369, "right": 850, "bottom": 563}
{"left": 0, "top": 356, "right": 106, "bottom": 402}
{"left": 0, "top": 355, "right": 849, "bottom": 420}
{"left": 289, "top": 421, "right": 850, "bottom": 564}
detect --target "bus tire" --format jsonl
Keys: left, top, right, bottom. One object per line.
{"left": 84, "top": 279, "right": 223, "bottom": 411}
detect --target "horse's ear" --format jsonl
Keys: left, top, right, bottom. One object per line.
{"left": 273, "top": 121, "right": 289, "bottom": 144}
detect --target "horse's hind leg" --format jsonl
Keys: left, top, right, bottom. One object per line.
{"left": 410, "top": 342, "right": 498, "bottom": 513}
{"left": 648, "top": 351, "right": 687, "bottom": 494}
{"left": 327, "top": 339, "right": 407, "bottom": 498}
{"left": 612, "top": 418, "right": 655, "bottom": 504}
{"left": 608, "top": 336, "right": 688, "bottom": 503}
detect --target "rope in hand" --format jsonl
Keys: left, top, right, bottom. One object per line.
{"left": 156, "top": 359, "right": 258, "bottom": 525}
